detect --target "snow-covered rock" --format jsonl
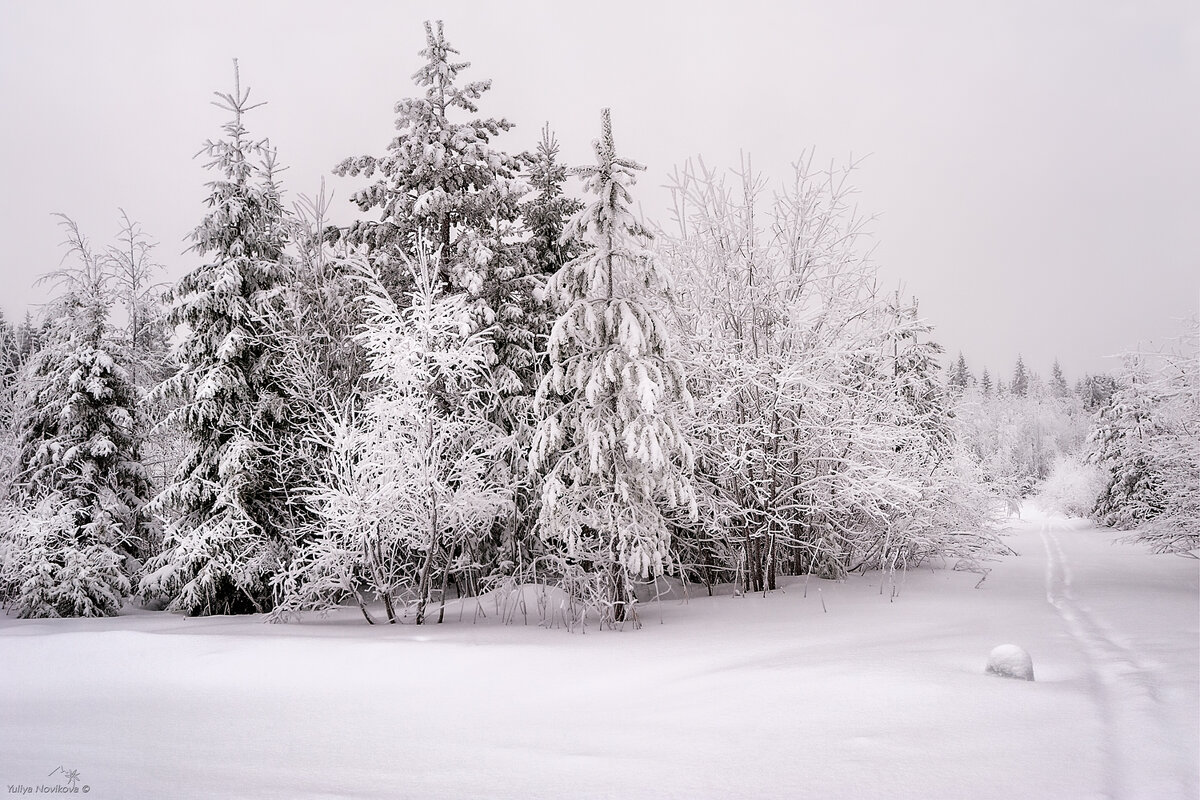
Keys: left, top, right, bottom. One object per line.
{"left": 986, "top": 644, "right": 1035, "bottom": 681}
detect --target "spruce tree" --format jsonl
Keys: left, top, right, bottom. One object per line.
{"left": 334, "top": 20, "right": 527, "bottom": 297}
{"left": 524, "top": 124, "right": 585, "bottom": 279}
{"left": 1089, "top": 356, "right": 1165, "bottom": 528}
{"left": 140, "top": 63, "right": 292, "bottom": 615}
{"left": 1011, "top": 355, "right": 1029, "bottom": 397}
{"left": 0, "top": 312, "right": 18, "bottom": 428}
{"left": 980, "top": 368, "right": 993, "bottom": 398}
{"left": 530, "top": 109, "right": 697, "bottom": 627}
{"left": 1049, "top": 358, "right": 1070, "bottom": 398}
{"left": 890, "top": 299, "right": 953, "bottom": 459}
{"left": 335, "top": 22, "right": 538, "bottom": 563}
{"left": 947, "top": 351, "right": 970, "bottom": 394}
{"left": 4, "top": 219, "right": 149, "bottom": 617}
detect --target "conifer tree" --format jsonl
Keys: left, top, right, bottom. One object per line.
{"left": 530, "top": 109, "right": 697, "bottom": 627}
{"left": 334, "top": 20, "right": 527, "bottom": 297}
{"left": 0, "top": 312, "right": 18, "bottom": 429}
{"left": 947, "top": 351, "right": 970, "bottom": 394}
{"left": 1050, "top": 358, "right": 1070, "bottom": 398}
{"left": 980, "top": 368, "right": 993, "bottom": 398}
{"left": 3, "top": 217, "right": 149, "bottom": 617}
{"left": 1089, "top": 355, "right": 1164, "bottom": 529}
{"left": 140, "top": 63, "right": 292, "bottom": 615}
{"left": 335, "top": 22, "right": 538, "bottom": 561}
{"left": 1011, "top": 355, "right": 1029, "bottom": 397}
{"left": 524, "top": 125, "right": 585, "bottom": 279}
{"left": 889, "top": 299, "right": 953, "bottom": 459}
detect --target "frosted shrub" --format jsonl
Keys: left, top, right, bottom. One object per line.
{"left": 0, "top": 496, "right": 131, "bottom": 618}
{"left": 1036, "top": 456, "right": 1106, "bottom": 518}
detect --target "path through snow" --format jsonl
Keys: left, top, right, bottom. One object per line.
{"left": 1039, "top": 519, "right": 1197, "bottom": 799}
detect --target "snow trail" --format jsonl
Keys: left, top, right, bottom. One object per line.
{"left": 1039, "top": 519, "right": 1196, "bottom": 800}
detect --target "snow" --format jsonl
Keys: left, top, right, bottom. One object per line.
{"left": 1, "top": 507, "right": 1196, "bottom": 799}
{"left": 986, "top": 643, "right": 1035, "bottom": 680}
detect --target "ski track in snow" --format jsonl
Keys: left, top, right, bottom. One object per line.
{"left": 1039, "top": 520, "right": 1196, "bottom": 800}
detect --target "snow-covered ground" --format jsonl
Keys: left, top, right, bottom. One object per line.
{"left": 2, "top": 508, "right": 1196, "bottom": 799}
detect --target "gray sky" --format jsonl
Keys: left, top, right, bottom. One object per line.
{"left": 2, "top": 0, "right": 1196, "bottom": 380}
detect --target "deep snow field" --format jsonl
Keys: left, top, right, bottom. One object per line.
{"left": 2, "top": 508, "right": 1196, "bottom": 799}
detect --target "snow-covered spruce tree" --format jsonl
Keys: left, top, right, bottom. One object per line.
{"left": 334, "top": 20, "right": 528, "bottom": 298}
{"left": 1050, "top": 358, "right": 1071, "bottom": 398}
{"left": 273, "top": 246, "right": 510, "bottom": 624}
{"left": 1085, "top": 335, "right": 1198, "bottom": 550}
{"left": 1, "top": 217, "right": 149, "bottom": 617}
{"left": 140, "top": 63, "right": 293, "bottom": 615}
{"left": 946, "top": 352, "right": 971, "bottom": 396}
{"left": 524, "top": 124, "right": 586, "bottom": 280}
{"left": 336, "top": 21, "right": 537, "bottom": 569}
{"left": 0, "top": 312, "right": 19, "bottom": 429}
{"left": 1123, "top": 319, "right": 1199, "bottom": 553}
{"left": 1089, "top": 356, "right": 1164, "bottom": 528}
{"left": 1011, "top": 355, "right": 1030, "bottom": 398}
{"left": 888, "top": 296, "right": 953, "bottom": 461}
{"left": 530, "top": 109, "right": 697, "bottom": 627}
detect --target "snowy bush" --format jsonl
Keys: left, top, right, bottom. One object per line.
{"left": 273, "top": 248, "right": 511, "bottom": 624}
{"left": 1036, "top": 456, "right": 1106, "bottom": 519}
{"left": 658, "top": 154, "right": 999, "bottom": 589}
{"left": 1089, "top": 321, "right": 1199, "bottom": 554}
{"left": 0, "top": 496, "right": 131, "bottom": 618}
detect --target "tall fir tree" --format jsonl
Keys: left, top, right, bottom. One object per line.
{"left": 947, "top": 351, "right": 970, "bottom": 394}
{"left": 333, "top": 20, "right": 527, "bottom": 298}
{"left": 335, "top": 23, "right": 538, "bottom": 561}
{"left": 4, "top": 218, "right": 149, "bottom": 617}
{"left": 1088, "top": 355, "right": 1166, "bottom": 529}
{"left": 1011, "top": 355, "right": 1029, "bottom": 397}
{"left": 524, "top": 124, "right": 585, "bottom": 279}
{"left": 889, "top": 298, "right": 953, "bottom": 460}
{"left": 980, "top": 367, "right": 993, "bottom": 398}
{"left": 1050, "top": 358, "right": 1070, "bottom": 398}
{"left": 0, "top": 311, "right": 18, "bottom": 429}
{"left": 530, "top": 109, "right": 697, "bottom": 627}
{"left": 140, "top": 63, "right": 293, "bottom": 615}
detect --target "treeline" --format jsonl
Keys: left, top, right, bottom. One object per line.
{"left": 0, "top": 22, "right": 1188, "bottom": 626}
{"left": 948, "top": 338, "right": 1199, "bottom": 555}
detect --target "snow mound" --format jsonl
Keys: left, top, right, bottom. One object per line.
{"left": 986, "top": 644, "right": 1034, "bottom": 681}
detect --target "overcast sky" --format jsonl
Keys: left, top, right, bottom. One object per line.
{"left": 1, "top": 0, "right": 1196, "bottom": 379}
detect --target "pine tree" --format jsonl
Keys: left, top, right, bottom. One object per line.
{"left": 890, "top": 299, "right": 953, "bottom": 459}
{"left": 334, "top": 20, "right": 527, "bottom": 297}
{"left": 1089, "top": 355, "right": 1165, "bottom": 528}
{"left": 335, "top": 21, "right": 538, "bottom": 563}
{"left": 0, "top": 311, "right": 18, "bottom": 428}
{"left": 524, "top": 124, "right": 585, "bottom": 279}
{"left": 14, "top": 311, "right": 45, "bottom": 366}
{"left": 140, "top": 63, "right": 293, "bottom": 616}
{"left": 947, "top": 351, "right": 970, "bottom": 394}
{"left": 1050, "top": 358, "right": 1070, "bottom": 398}
{"left": 980, "top": 368, "right": 993, "bottom": 398}
{"left": 530, "top": 109, "right": 697, "bottom": 627}
{"left": 1011, "top": 355, "right": 1029, "bottom": 397}
{"left": 3, "top": 217, "right": 149, "bottom": 617}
